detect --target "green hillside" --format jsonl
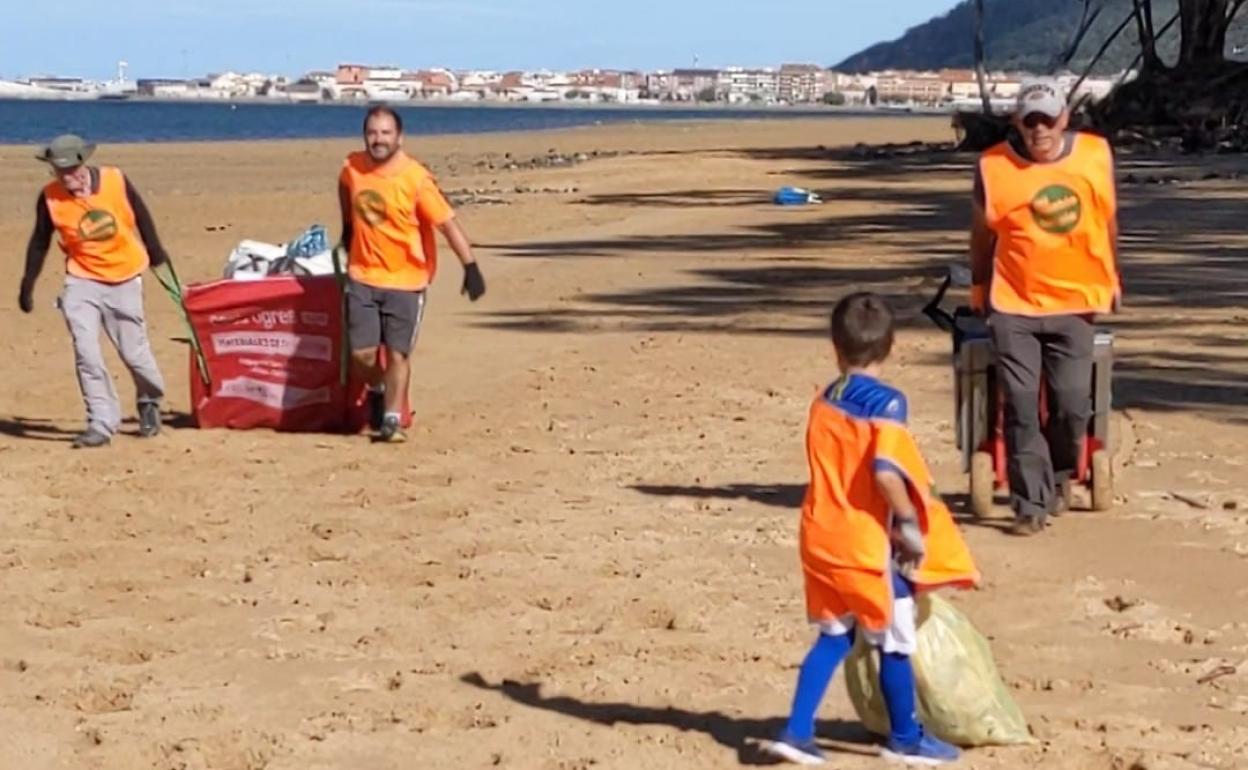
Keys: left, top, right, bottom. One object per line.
{"left": 837, "top": 0, "right": 1247, "bottom": 74}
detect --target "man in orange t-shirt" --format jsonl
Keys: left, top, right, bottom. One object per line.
{"left": 970, "top": 78, "right": 1122, "bottom": 535}
{"left": 19, "top": 134, "right": 169, "bottom": 449}
{"left": 338, "top": 106, "right": 485, "bottom": 443}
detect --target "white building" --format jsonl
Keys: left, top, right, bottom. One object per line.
{"left": 827, "top": 71, "right": 877, "bottom": 105}
{"left": 718, "top": 67, "right": 780, "bottom": 103}
{"left": 152, "top": 81, "right": 210, "bottom": 99}
{"left": 207, "top": 72, "right": 246, "bottom": 97}
{"left": 366, "top": 66, "right": 403, "bottom": 81}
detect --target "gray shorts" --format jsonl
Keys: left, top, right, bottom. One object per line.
{"left": 346, "top": 281, "right": 426, "bottom": 355}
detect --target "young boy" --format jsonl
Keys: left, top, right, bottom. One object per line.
{"left": 766, "top": 292, "right": 981, "bottom": 766}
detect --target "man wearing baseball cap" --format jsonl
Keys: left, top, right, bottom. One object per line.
{"left": 19, "top": 134, "right": 170, "bottom": 448}
{"left": 968, "top": 77, "right": 1122, "bottom": 535}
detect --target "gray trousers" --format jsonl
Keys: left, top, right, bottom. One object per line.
{"left": 59, "top": 275, "right": 165, "bottom": 436}
{"left": 989, "top": 312, "right": 1094, "bottom": 519}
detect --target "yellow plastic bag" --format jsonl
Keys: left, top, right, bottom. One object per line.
{"left": 844, "top": 593, "right": 1035, "bottom": 747}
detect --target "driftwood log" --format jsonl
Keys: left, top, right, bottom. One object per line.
{"left": 1091, "top": 62, "right": 1248, "bottom": 152}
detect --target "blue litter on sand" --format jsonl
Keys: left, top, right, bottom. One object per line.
{"left": 773, "top": 186, "right": 822, "bottom": 206}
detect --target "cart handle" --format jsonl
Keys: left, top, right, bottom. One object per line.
{"left": 922, "top": 273, "right": 957, "bottom": 333}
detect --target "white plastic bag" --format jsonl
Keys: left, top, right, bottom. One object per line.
{"left": 224, "top": 239, "right": 286, "bottom": 280}
{"left": 287, "top": 249, "right": 338, "bottom": 277}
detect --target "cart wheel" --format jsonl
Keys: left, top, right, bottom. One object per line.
{"left": 970, "top": 451, "right": 996, "bottom": 519}
{"left": 1090, "top": 449, "right": 1114, "bottom": 512}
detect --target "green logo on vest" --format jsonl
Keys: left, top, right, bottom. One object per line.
{"left": 354, "top": 189, "right": 388, "bottom": 226}
{"left": 1030, "top": 184, "right": 1082, "bottom": 235}
{"left": 77, "top": 209, "right": 118, "bottom": 242}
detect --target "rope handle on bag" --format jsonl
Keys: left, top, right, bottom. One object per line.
{"left": 152, "top": 258, "right": 212, "bottom": 387}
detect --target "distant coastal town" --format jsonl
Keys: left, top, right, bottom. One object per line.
{"left": 0, "top": 61, "right": 1130, "bottom": 113}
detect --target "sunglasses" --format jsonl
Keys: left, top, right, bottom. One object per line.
{"left": 1022, "top": 113, "right": 1059, "bottom": 129}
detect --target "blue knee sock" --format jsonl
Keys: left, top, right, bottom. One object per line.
{"left": 879, "top": 652, "right": 922, "bottom": 745}
{"left": 784, "top": 632, "right": 853, "bottom": 742}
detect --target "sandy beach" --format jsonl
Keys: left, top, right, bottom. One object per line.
{"left": 1, "top": 116, "right": 1246, "bottom": 770}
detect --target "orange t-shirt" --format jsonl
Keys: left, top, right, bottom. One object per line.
{"left": 339, "top": 151, "right": 454, "bottom": 291}
{"left": 43, "top": 166, "right": 149, "bottom": 284}
{"left": 979, "top": 132, "right": 1119, "bottom": 316}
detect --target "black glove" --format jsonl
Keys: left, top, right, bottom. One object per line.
{"left": 461, "top": 262, "right": 485, "bottom": 302}
{"left": 18, "top": 281, "right": 34, "bottom": 314}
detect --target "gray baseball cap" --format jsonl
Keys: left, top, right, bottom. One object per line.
{"left": 1015, "top": 77, "right": 1067, "bottom": 119}
{"left": 36, "top": 134, "right": 97, "bottom": 169}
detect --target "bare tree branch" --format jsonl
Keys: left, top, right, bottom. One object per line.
{"left": 973, "top": 0, "right": 992, "bottom": 114}
{"left": 1073, "top": 8, "right": 1182, "bottom": 115}
{"left": 1179, "top": 0, "right": 1235, "bottom": 66}
{"left": 1116, "top": 9, "right": 1182, "bottom": 88}
{"left": 1134, "top": 0, "right": 1161, "bottom": 70}
{"left": 1071, "top": 4, "right": 1145, "bottom": 97}
{"left": 1056, "top": 0, "right": 1106, "bottom": 70}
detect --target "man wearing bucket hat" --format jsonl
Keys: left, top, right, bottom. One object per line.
{"left": 969, "top": 77, "right": 1122, "bottom": 535}
{"left": 19, "top": 134, "right": 170, "bottom": 448}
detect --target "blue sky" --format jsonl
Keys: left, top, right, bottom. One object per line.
{"left": 2, "top": 1, "right": 959, "bottom": 79}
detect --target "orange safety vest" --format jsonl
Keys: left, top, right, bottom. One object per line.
{"left": 340, "top": 151, "right": 453, "bottom": 292}
{"left": 979, "top": 132, "right": 1119, "bottom": 316}
{"left": 800, "top": 393, "right": 979, "bottom": 631}
{"left": 44, "top": 166, "right": 149, "bottom": 284}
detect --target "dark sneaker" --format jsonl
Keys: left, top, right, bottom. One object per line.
{"left": 367, "top": 389, "right": 386, "bottom": 432}
{"left": 377, "top": 414, "right": 407, "bottom": 444}
{"left": 1009, "top": 513, "right": 1045, "bottom": 537}
{"left": 881, "top": 731, "right": 961, "bottom": 765}
{"left": 138, "top": 402, "right": 161, "bottom": 438}
{"left": 762, "top": 731, "right": 826, "bottom": 765}
{"left": 72, "top": 429, "right": 111, "bottom": 449}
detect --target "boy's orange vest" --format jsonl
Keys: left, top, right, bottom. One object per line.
{"left": 801, "top": 390, "right": 980, "bottom": 631}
